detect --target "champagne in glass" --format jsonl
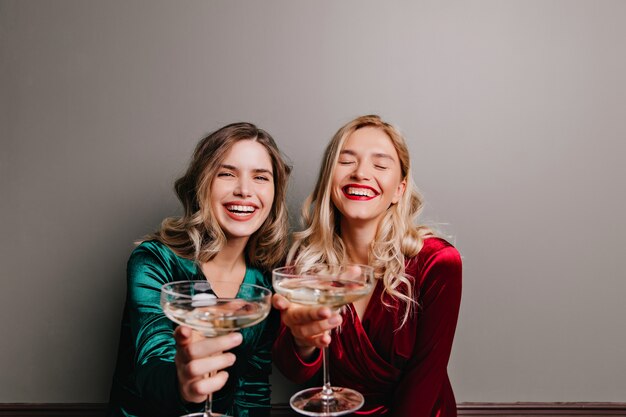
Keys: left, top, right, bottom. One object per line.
{"left": 161, "top": 280, "right": 272, "bottom": 417}
{"left": 273, "top": 264, "right": 375, "bottom": 417}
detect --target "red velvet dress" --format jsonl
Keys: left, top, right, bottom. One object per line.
{"left": 273, "top": 237, "right": 462, "bottom": 417}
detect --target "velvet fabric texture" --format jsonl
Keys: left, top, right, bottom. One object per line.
{"left": 108, "top": 241, "right": 278, "bottom": 417}
{"left": 273, "top": 237, "right": 462, "bottom": 416}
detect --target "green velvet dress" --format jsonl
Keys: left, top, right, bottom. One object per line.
{"left": 108, "top": 241, "right": 278, "bottom": 417}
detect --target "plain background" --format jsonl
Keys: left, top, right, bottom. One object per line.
{"left": 1, "top": 0, "right": 625, "bottom": 404}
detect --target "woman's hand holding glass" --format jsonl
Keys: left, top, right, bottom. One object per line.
{"left": 273, "top": 264, "right": 374, "bottom": 416}
{"left": 272, "top": 295, "right": 343, "bottom": 355}
{"left": 162, "top": 280, "right": 271, "bottom": 417}
{"left": 174, "top": 327, "right": 242, "bottom": 404}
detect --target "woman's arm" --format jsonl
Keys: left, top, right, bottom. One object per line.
{"left": 126, "top": 246, "right": 240, "bottom": 413}
{"left": 271, "top": 295, "right": 342, "bottom": 383}
{"left": 391, "top": 245, "right": 462, "bottom": 416}
{"left": 125, "top": 246, "right": 191, "bottom": 412}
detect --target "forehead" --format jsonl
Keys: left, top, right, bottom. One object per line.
{"left": 222, "top": 140, "right": 272, "bottom": 168}
{"left": 342, "top": 127, "right": 398, "bottom": 157}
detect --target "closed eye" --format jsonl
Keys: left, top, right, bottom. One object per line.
{"left": 217, "top": 171, "right": 235, "bottom": 178}
{"left": 338, "top": 159, "right": 355, "bottom": 165}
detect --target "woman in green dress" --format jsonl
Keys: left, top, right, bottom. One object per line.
{"left": 108, "top": 122, "right": 291, "bottom": 417}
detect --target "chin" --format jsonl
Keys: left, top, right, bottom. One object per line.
{"left": 221, "top": 225, "right": 257, "bottom": 240}
{"left": 343, "top": 213, "right": 375, "bottom": 222}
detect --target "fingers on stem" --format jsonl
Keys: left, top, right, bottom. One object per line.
{"left": 180, "top": 370, "right": 230, "bottom": 403}
{"left": 174, "top": 330, "right": 243, "bottom": 403}
{"left": 176, "top": 331, "right": 242, "bottom": 362}
{"left": 177, "top": 352, "right": 237, "bottom": 380}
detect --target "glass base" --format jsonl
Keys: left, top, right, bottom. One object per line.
{"left": 290, "top": 386, "right": 364, "bottom": 416}
{"left": 180, "top": 413, "right": 224, "bottom": 417}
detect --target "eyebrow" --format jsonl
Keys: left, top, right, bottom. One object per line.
{"left": 340, "top": 149, "right": 395, "bottom": 161}
{"left": 220, "top": 164, "right": 274, "bottom": 177}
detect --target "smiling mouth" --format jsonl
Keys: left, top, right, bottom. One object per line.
{"left": 342, "top": 185, "right": 379, "bottom": 200}
{"left": 225, "top": 204, "right": 257, "bottom": 216}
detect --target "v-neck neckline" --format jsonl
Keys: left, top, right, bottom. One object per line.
{"left": 193, "top": 262, "right": 251, "bottom": 291}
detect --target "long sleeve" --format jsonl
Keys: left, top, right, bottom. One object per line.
{"left": 272, "top": 322, "right": 323, "bottom": 384}
{"left": 391, "top": 244, "right": 462, "bottom": 417}
{"left": 124, "top": 246, "right": 202, "bottom": 416}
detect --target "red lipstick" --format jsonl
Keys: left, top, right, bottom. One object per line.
{"left": 342, "top": 184, "right": 379, "bottom": 201}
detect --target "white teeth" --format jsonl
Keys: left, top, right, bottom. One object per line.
{"left": 346, "top": 187, "right": 375, "bottom": 197}
{"left": 226, "top": 205, "right": 255, "bottom": 213}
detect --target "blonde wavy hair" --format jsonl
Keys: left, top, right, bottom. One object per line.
{"left": 146, "top": 122, "right": 291, "bottom": 271}
{"left": 288, "top": 115, "right": 431, "bottom": 327}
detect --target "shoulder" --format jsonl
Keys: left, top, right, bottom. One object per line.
{"left": 129, "top": 240, "right": 177, "bottom": 266}
{"left": 127, "top": 240, "right": 192, "bottom": 284}
{"left": 414, "top": 237, "right": 461, "bottom": 266}
{"left": 417, "top": 237, "right": 461, "bottom": 263}
{"left": 406, "top": 237, "right": 462, "bottom": 287}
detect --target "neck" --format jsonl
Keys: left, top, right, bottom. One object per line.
{"left": 339, "top": 217, "right": 379, "bottom": 265}
{"left": 201, "top": 236, "right": 248, "bottom": 282}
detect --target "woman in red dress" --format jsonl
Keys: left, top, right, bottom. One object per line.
{"left": 272, "top": 115, "right": 462, "bottom": 416}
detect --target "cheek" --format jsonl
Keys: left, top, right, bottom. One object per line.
{"left": 331, "top": 169, "right": 344, "bottom": 188}
{"left": 208, "top": 183, "right": 223, "bottom": 207}
{"left": 384, "top": 173, "right": 403, "bottom": 193}
{"left": 262, "top": 187, "right": 275, "bottom": 209}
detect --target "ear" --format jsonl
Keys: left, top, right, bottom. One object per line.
{"left": 392, "top": 179, "right": 407, "bottom": 204}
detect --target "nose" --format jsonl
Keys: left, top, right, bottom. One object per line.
{"left": 350, "top": 162, "right": 370, "bottom": 181}
{"left": 234, "top": 176, "right": 253, "bottom": 197}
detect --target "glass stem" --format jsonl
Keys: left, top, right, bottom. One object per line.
{"left": 204, "top": 393, "right": 212, "bottom": 417}
{"left": 204, "top": 370, "right": 216, "bottom": 417}
{"left": 320, "top": 345, "right": 334, "bottom": 402}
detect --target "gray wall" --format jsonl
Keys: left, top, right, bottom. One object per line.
{"left": 1, "top": 0, "right": 625, "bottom": 404}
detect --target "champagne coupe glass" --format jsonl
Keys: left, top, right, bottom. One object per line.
{"left": 273, "top": 264, "right": 375, "bottom": 416}
{"left": 161, "top": 280, "right": 272, "bottom": 417}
